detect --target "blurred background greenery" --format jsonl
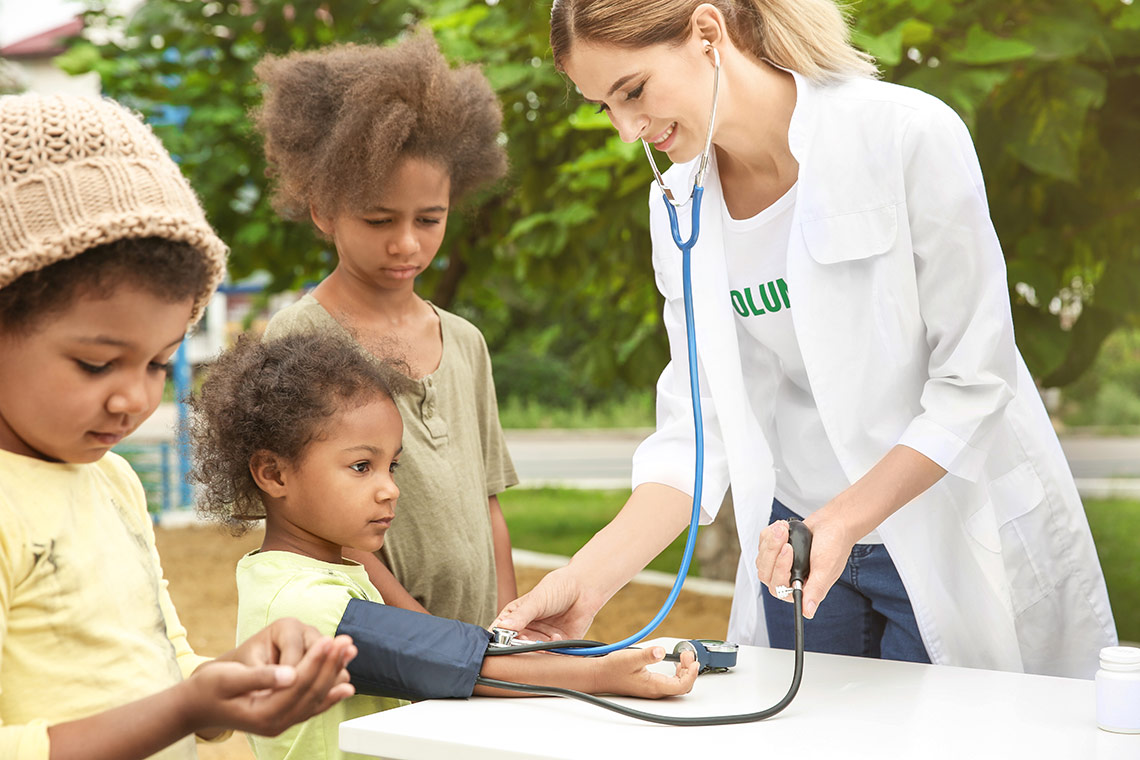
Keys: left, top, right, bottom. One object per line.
{"left": 8, "top": 0, "right": 1137, "bottom": 641}
{"left": 40, "top": 0, "right": 1140, "bottom": 422}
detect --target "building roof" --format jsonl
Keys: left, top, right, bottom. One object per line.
{"left": 0, "top": 17, "right": 83, "bottom": 58}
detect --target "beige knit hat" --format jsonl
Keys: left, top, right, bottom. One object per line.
{"left": 0, "top": 93, "right": 227, "bottom": 322}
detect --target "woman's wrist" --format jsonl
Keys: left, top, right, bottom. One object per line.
{"left": 560, "top": 559, "right": 610, "bottom": 617}
{"left": 807, "top": 492, "right": 868, "bottom": 548}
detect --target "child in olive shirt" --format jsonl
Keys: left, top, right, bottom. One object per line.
{"left": 254, "top": 35, "right": 516, "bottom": 628}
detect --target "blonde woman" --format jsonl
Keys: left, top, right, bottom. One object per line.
{"left": 495, "top": 0, "right": 1116, "bottom": 677}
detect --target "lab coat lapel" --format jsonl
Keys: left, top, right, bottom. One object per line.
{"left": 683, "top": 163, "right": 775, "bottom": 633}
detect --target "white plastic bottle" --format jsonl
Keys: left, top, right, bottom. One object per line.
{"left": 1096, "top": 645, "right": 1140, "bottom": 733}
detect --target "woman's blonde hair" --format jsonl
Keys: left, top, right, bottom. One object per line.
{"left": 550, "top": 0, "right": 876, "bottom": 82}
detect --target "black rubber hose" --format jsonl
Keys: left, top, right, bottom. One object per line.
{"left": 483, "top": 639, "right": 608, "bottom": 656}
{"left": 474, "top": 589, "right": 805, "bottom": 726}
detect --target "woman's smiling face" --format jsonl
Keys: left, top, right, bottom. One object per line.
{"left": 562, "top": 37, "right": 719, "bottom": 163}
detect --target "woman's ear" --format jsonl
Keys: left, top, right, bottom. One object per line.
{"left": 691, "top": 3, "right": 728, "bottom": 48}
{"left": 250, "top": 450, "right": 288, "bottom": 498}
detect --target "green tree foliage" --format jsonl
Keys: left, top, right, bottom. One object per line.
{"left": 57, "top": 0, "right": 1140, "bottom": 394}
{"left": 853, "top": 0, "right": 1140, "bottom": 386}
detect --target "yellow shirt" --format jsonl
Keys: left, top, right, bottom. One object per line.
{"left": 0, "top": 449, "right": 207, "bottom": 760}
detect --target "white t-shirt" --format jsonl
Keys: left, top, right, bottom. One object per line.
{"left": 722, "top": 185, "right": 882, "bottom": 543}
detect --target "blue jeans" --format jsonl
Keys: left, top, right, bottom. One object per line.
{"left": 761, "top": 500, "right": 930, "bottom": 663}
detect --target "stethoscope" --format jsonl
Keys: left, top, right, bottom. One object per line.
{"left": 479, "top": 42, "right": 812, "bottom": 726}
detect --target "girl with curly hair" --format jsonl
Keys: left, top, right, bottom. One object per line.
{"left": 189, "top": 332, "right": 698, "bottom": 760}
{"left": 252, "top": 34, "right": 518, "bottom": 628}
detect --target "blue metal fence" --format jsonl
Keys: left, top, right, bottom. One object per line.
{"left": 112, "top": 440, "right": 175, "bottom": 517}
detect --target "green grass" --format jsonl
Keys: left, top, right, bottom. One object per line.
{"left": 498, "top": 487, "right": 697, "bottom": 576}
{"left": 1085, "top": 499, "right": 1140, "bottom": 644}
{"left": 497, "top": 393, "right": 654, "bottom": 430}
{"left": 500, "top": 488, "right": 1140, "bottom": 642}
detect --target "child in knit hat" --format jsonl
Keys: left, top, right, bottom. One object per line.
{"left": 0, "top": 93, "right": 359, "bottom": 760}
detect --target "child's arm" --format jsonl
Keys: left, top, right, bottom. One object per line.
{"left": 476, "top": 646, "right": 699, "bottom": 699}
{"left": 344, "top": 548, "right": 429, "bottom": 614}
{"left": 489, "top": 495, "right": 519, "bottom": 611}
{"left": 338, "top": 599, "right": 699, "bottom": 703}
{"left": 45, "top": 626, "right": 355, "bottom": 760}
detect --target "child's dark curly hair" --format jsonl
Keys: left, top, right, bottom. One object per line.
{"left": 190, "top": 331, "right": 412, "bottom": 534}
{"left": 252, "top": 33, "right": 507, "bottom": 221}
{"left": 0, "top": 237, "right": 211, "bottom": 335}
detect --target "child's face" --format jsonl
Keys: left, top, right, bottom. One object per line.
{"left": 312, "top": 157, "right": 450, "bottom": 293}
{"left": 271, "top": 396, "right": 403, "bottom": 561}
{"left": 0, "top": 285, "right": 193, "bottom": 463}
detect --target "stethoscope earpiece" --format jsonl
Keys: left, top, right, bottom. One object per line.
{"left": 640, "top": 39, "right": 721, "bottom": 206}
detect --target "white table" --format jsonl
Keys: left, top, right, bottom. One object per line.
{"left": 340, "top": 638, "right": 1138, "bottom": 760}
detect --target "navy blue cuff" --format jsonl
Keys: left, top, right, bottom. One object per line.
{"left": 335, "top": 598, "right": 492, "bottom": 700}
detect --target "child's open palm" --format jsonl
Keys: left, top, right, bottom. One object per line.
{"left": 595, "top": 646, "right": 699, "bottom": 698}
{"left": 188, "top": 618, "right": 357, "bottom": 737}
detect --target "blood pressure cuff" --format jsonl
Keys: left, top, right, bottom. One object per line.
{"left": 335, "top": 598, "right": 492, "bottom": 700}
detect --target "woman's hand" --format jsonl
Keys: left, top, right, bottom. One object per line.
{"left": 757, "top": 447, "right": 947, "bottom": 619}
{"left": 593, "top": 647, "right": 699, "bottom": 698}
{"left": 492, "top": 566, "right": 599, "bottom": 642}
{"left": 755, "top": 512, "right": 857, "bottom": 620}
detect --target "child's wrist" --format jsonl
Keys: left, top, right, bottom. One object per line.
{"left": 171, "top": 679, "right": 207, "bottom": 739}
{"left": 588, "top": 656, "right": 607, "bottom": 695}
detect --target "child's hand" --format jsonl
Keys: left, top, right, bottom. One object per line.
{"left": 219, "top": 617, "right": 356, "bottom": 671}
{"left": 187, "top": 621, "right": 357, "bottom": 737}
{"left": 593, "top": 646, "right": 699, "bottom": 699}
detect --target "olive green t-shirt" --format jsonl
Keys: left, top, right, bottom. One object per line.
{"left": 263, "top": 295, "right": 518, "bottom": 627}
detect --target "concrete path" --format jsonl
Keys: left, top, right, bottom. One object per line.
{"left": 130, "top": 403, "right": 1140, "bottom": 498}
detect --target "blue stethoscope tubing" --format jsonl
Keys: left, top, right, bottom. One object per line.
{"left": 553, "top": 189, "right": 707, "bottom": 658}
{"left": 553, "top": 45, "right": 720, "bottom": 658}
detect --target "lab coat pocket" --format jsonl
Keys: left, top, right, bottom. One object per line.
{"left": 801, "top": 203, "right": 899, "bottom": 264}
{"left": 801, "top": 203, "right": 917, "bottom": 361}
{"left": 971, "top": 462, "right": 1051, "bottom": 615}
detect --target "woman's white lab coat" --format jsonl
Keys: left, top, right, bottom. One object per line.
{"left": 631, "top": 71, "right": 1117, "bottom": 678}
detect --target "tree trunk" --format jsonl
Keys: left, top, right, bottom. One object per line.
{"left": 696, "top": 489, "right": 741, "bottom": 581}
{"left": 431, "top": 250, "right": 467, "bottom": 310}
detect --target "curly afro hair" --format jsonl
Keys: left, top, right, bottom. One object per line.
{"left": 189, "top": 331, "right": 412, "bottom": 534}
{"left": 252, "top": 33, "right": 508, "bottom": 221}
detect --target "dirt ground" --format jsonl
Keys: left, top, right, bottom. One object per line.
{"left": 154, "top": 524, "right": 732, "bottom": 759}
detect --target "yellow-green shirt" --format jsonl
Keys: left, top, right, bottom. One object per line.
{"left": 236, "top": 550, "right": 406, "bottom": 760}
{"left": 0, "top": 448, "right": 207, "bottom": 760}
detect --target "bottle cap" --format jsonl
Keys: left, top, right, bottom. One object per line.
{"left": 1099, "top": 646, "right": 1140, "bottom": 672}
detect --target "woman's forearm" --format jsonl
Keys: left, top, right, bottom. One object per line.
{"left": 817, "top": 444, "right": 947, "bottom": 540}
{"left": 565, "top": 483, "right": 694, "bottom": 609}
